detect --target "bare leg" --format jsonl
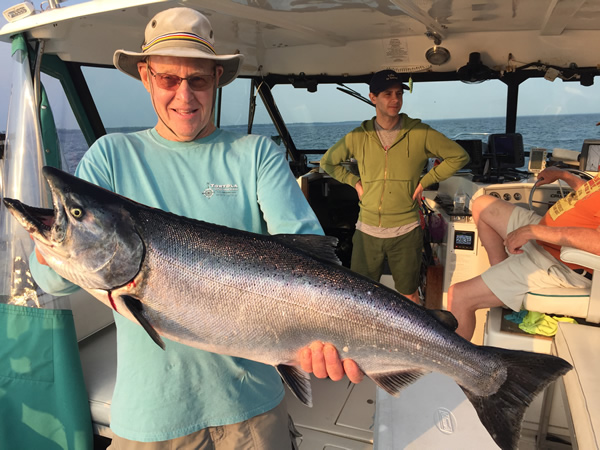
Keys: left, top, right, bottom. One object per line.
{"left": 447, "top": 196, "right": 519, "bottom": 340}
{"left": 472, "top": 195, "right": 517, "bottom": 266}
{"left": 402, "top": 289, "right": 420, "bottom": 304}
{"left": 448, "top": 276, "right": 505, "bottom": 340}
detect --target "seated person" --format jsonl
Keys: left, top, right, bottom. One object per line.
{"left": 448, "top": 167, "right": 600, "bottom": 341}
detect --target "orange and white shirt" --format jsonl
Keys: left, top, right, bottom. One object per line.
{"left": 538, "top": 176, "right": 600, "bottom": 270}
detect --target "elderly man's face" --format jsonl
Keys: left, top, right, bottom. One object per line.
{"left": 139, "top": 56, "right": 224, "bottom": 142}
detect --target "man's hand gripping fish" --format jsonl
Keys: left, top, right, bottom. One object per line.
{"left": 4, "top": 166, "right": 572, "bottom": 450}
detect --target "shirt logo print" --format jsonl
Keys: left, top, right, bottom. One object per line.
{"left": 203, "top": 182, "right": 239, "bottom": 198}
{"left": 202, "top": 186, "right": 214, "bottom": 198}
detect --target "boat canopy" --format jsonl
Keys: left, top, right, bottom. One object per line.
{"left": 1, "top": 0, "right": 600, "bottom": 82}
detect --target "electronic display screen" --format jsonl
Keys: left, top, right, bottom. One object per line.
{"left": 530, "top": 149, "right": 544, "bottom": 163}
{"left": 492, "top": 136, "right": 512, "bottom": 156}
{"left": 580, "top": 140, "right": 600, "bottom": 172}
{"left": 528, "top": 148, "right": 546, "bottom": 173}
{"left": 455, "top": 139, "right": 486, "bottom": 173}
{"left": 488, "top": 133, "right": 525, "bottom": 170}
{"left": 454, "top": 230, "right": 475, "bottom": 250}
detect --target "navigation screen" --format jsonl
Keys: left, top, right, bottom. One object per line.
{"left": 488, "top": 133, "right": 524, "bottom": 169}
{"left": 454, "top": 230, "right": 475, "bottom": 250}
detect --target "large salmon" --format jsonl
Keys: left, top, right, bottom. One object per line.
{"left": 4, "top": 166, "right": 571, "bottom": 450}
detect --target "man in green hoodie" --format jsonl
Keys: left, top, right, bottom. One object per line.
{"left": 320, "top": 70, "right": 469, "bottom": 303}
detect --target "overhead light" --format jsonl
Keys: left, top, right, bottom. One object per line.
{"left": 457, "top": 52, "right": 493, "bottom": 84}
{"left": 426, "top": 45, "right": 451, "bottom": 65}
{"left": 3, "top": 2, "right": 35, "bottom": 22}
{"left": 425, "top": 32, "right": 451, "bottom": 66}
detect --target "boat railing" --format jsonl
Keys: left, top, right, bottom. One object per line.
{"left": 450, "top": 132, "right": 491, "bottom": 141}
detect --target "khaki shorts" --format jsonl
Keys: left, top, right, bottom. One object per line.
{"left": 481, "top": 206, "right": 592, "bottom": 311}
{"left": 107, "top": 400, "right": 300, "bottom": 450}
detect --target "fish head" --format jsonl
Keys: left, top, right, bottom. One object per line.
{"left": 3, "top": 166, "right": 144, "bottom": 291}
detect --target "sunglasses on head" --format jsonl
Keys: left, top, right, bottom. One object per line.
{"left": 146, "top": 64, "right": 215, "bottom": 91}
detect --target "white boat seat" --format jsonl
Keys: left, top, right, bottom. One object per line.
{"left": 524, "top": 288, "right": 591, "bottom": 319}
{"left": 78, "top": 322, "right": 117, "bottom": 438}
{"left": 547, "top": 322, "right": 600, "bottom": 448}
{"left": 523, "top": 247, "right": 600, "bottom": 323}
{"left": 484, "top": 246, "right": 600, "bottom": 442}
{"left": 70, "top": 290, "right": 115, "bottom": 341}
{"left": 69, "top": 291, "right": 116, "bottom": 438}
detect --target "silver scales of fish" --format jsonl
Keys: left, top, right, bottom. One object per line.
{"left": 3, "top": 166, "right": 572, "bottom": 450}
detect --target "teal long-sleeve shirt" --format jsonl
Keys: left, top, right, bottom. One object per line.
{"left": 30, "top": 128, "right": 324, "bottom": 442}
{"left": 320, "top": 114, "right": 469, "bottom": 227}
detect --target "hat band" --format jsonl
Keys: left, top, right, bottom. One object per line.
{"left": 142, "top": 32, "right": 216, "bottom": 54}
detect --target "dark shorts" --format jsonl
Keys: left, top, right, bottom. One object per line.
{"left": 351, "top": 226, "right": 423, "bottom": 295}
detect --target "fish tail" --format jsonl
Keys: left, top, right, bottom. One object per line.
{"left": 460, "top": 347, "right": 572, "bottom": 450}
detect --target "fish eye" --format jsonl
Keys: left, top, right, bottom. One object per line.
{"left": 70, "top": 207, "right": 84, "bottom": 219}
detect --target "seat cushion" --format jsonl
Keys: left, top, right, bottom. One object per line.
{"left": 78, "top": 323, "right": 117, "bottom": 437}
{"left": 554, "top": 322, "right": 600, "bottom": 448}
{"left": 524, "top": 288, "right": 590, "bottom": 318}
{"left": 70, "top": 290, "right": 114, "bottom": 341}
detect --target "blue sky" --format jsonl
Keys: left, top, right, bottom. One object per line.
{"left": 2, "top": 0, "right": 600, "bottom": 133}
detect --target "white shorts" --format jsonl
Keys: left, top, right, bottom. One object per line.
{"left": 481, "top": 206, "right": 592, "bottom": 311}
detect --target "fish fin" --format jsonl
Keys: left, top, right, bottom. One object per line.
{"left": 426, "top": 309, "right": 458, "bottom": 331}
{"left": 274, "top": 234, "right": 341, "bottom": 265}
{"left": 276, "top": 365, "right": 313, "bottom": 407}
{"left": 459, "top": 346, "right": 572, "bottom": 450}
{"left": 369, "top": 369, "right": 430, "bottom": 397}
{"left": 121, "top": 295, "right": 166, "bottom": 351}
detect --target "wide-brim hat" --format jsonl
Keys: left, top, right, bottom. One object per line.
{"left": 113, "top": 7, "right": 244, "bottom": 87}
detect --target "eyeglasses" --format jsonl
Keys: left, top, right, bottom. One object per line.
{"left": 146, "top": 64, "right": 215, "bottom": 91}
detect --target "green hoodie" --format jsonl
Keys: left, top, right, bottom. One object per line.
{"left": 320, "top": 114, "right": 469, "bottom": 228}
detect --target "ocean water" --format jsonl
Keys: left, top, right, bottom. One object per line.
{"left": 57, "top": 113, "right": 600, "bottom": 174}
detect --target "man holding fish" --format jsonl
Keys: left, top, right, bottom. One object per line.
{"left": 28, "top": 7, "right": 360, "bottom": 449}
{"left": 10, "top": 7, "right": 572, "bottom": 450}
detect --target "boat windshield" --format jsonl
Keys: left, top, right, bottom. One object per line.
{"left": 267, "top": 80, "right": 507, "bottom": 156}
{"left": 42, "top": 66, "right": 600, "bottom": 173}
